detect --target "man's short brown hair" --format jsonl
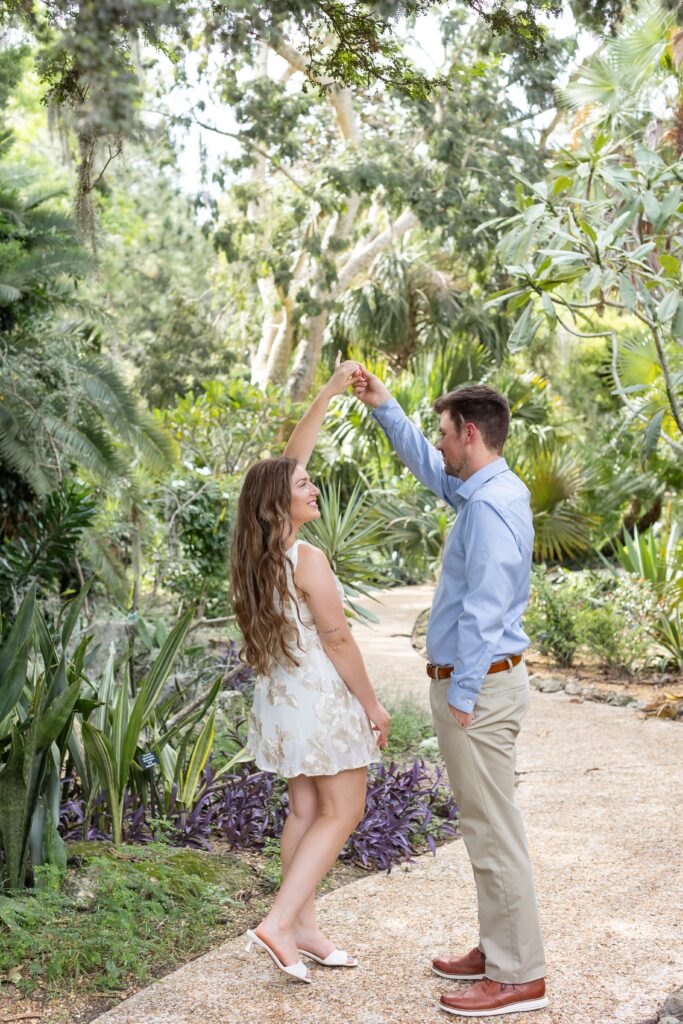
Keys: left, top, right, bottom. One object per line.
{"left": 433, "top": 384, "right": 510, "bottom": 453}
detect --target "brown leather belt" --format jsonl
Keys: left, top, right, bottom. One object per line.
{"left": 426, "top": 654, "right": 523, "bottom": 680}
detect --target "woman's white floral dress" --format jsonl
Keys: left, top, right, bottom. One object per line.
{"left": 246, "top": 540, "right": 380, "bottom": 778}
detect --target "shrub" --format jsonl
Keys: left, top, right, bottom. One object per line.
{"left": 525, "top": 569, "right": 585, "bottom": 666}
{"left": 580, "top": 574, "right": 658, "bottom": 673}
{"left": 342, "top": 759, "right": 459, "bottom": 872}
{"left": 526, "top": 567, "right": 661, "bottom": 673}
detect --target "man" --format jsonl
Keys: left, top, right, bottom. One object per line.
{"left": 353, "top": 371, "right": 548, "bottom": 1018}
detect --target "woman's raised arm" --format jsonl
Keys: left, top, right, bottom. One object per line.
{"left": 282, "top": 352, "right": 362, "bottom": 468}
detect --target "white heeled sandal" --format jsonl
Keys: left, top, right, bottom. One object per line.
{"left": 245, "top": 929, "right": 311, "bottom": 984}
{"left": 298, "top": 947, "right": 358, "bottom": 968}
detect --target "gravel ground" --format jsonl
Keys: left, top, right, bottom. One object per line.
{"left": 93, "top": 585, "right": 683, "bottom": 1024}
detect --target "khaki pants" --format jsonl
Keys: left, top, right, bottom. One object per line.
{"left": 430, "top": 659, "right": 546, "bottom": 983}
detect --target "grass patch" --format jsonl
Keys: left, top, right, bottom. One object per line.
{"left": 378, "top": 691, "right": 436, "bottom": 759}
{"left": 0, "top": 842, "right": 256, "bottom": 999}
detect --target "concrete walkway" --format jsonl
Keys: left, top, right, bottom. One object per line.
{"left": 94, "top": 586, "right": 683, "bottom": 1024}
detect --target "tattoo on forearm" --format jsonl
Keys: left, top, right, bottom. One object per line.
{"left": 322, "top": 626, "right": 341, "bottom": 635}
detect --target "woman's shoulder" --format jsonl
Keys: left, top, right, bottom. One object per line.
{"left": 295, "top": 540, "right": 329, "bottom": 565}
{"left": 293, "top": 541, "right": 332, "bottom": 581}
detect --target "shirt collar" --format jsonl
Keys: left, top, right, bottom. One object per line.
{"left": 455, "top": 457, "right": 509, "bottom": 504}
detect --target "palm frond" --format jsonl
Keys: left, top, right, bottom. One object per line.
{"left": 517, "top": 449, "right": 600, "bottom": 562}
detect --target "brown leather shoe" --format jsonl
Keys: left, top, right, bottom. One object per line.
{"left": 432, "top": 947, "right": 485, "bottom": 980}
{"left": 439, "top": 977, "right": 549, "bottom": 1016}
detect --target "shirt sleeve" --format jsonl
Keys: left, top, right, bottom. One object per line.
{"left": 372, "top": 398, "right": 463, "bottom": 507}
{"left": 448, "top": 501, "right": 522, "bottom": 713}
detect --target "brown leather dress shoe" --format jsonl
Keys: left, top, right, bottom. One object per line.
{"left": 432, "top": 947, "right": 485, "bottom": 980}
{"left": 438, "top": 976, "right": 549, "bottom": 1016}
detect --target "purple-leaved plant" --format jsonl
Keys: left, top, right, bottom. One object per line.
{"left": 59, "top": 757, "right": 458, "bottom": 871}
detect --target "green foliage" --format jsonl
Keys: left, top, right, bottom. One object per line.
{"left": 580, "top": 574, "right": 658, "bottom": 674}
{"left": 487, "top": 7, "right": 683, "bottom": 464}
{"left": 80, "top": 609, "right": 193, "bottom": 846}
{"left": 613, "top": 519, "right": 683, "bottom": 670}
{"left": 0, "top": 842, "right": 253, "bottom": 995}
{"left": 526, "top": 567, "right": 662, "bottom": 672}
{"left": 0, "top": 484, "right": 97, "bottom": 618}
{"left": 525, "top": 568, "right": 584, "bottom": 666}
{"left": 3, "top": 0, "right": 559, "bottom": 148}
{"left": 164, "top": 475, "right": 234, "bottom": 612}
{"left": 301, "top": 479, "right": 395, "bottom": 622}
{"left": 0, "top": 586, "right": 91, "bottom": 891}
{"left": 615, "top": 521, "right": 681, "bottom": 592}
{"left": 378, "top": 692, "right": 435, "bottom": 760}
{"left": 516, "top": 448, "right": 599, "bottom": 563}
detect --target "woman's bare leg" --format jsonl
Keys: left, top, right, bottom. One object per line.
{"left": 279, "top": 776, "right": 319, "bottom": 933}
{"left": 257, "top": 766, "right": 367, "bottom": 966}
{"left": 281, "top": 775, "right": 354, "bottom": 960}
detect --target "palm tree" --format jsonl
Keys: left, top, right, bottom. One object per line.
{"left": 0, "top": 143, "right": 176, "bottom": 610}
{"left": 561, "top": 0, "right": 683, "bottom": 149}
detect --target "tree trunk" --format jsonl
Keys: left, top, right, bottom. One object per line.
{"left": 287, "top": 310, "right": 330, "bottom": 400}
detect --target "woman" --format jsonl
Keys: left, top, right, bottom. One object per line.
{"left": 231, "top": 355, "right": 391, "bottom": 985}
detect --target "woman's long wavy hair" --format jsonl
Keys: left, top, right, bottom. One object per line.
{"left": 231, "top": 456, "right": 304, "bottom": 676}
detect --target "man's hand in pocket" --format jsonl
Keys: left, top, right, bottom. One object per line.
{"left": 449, "top": 705, "right": 473, "bottom": 729}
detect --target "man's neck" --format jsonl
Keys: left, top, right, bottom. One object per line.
{"left": 459, "top": 450, "right": 502, "bottom": 482}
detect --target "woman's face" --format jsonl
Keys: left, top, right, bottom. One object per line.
{"left": 289, "top": 464, "right": 321, "bottom": 524}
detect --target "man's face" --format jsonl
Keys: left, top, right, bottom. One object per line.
{"left": 436, "top": 411, "right": 469, "bottom": 477}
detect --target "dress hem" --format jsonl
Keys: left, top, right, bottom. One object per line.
{"left": 248, "top": 752, "right": 380, "bottom": 779}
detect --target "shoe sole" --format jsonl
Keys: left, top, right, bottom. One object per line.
{"left": 437, "top": 996, "right": 549, "bottom": 1016}
{"left": 432, "top": 968, "right": 485, "bottom": 980}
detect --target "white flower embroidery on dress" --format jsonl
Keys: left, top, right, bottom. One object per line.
{"left": 265, "top": 675, "right": 299, "bottom": 707}
{"left": 244, "top": 543, "right": 379, "bottom": 778}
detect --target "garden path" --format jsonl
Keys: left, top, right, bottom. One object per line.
{"left": 93, "top": 585, "right": 683, "bottom": 1024}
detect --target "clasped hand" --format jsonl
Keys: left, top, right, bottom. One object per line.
{"left": 326, "top": 351, "right": 391, "bottom": 408}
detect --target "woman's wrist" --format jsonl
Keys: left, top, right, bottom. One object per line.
{"left": 364, "top": 697, "right": 381, "bottom": 717}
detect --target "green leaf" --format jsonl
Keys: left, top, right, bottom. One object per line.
{"left": 631, "top": 242, "right": 657, "bottom": 261}
{"left": 578, "top": 219, "right": 597, "bottom": 243}
{"left": 212, "top": 745, "right": 254, "bottom": 783}
{"left": 111, "top": 681, "right": 129, "bottom": 794}
{"left": 540, "top": 291, "right": 556, "bottom": 321}
{"left": 641, "top": 408, "right": 666, "bottom": 463}
{"left": 0, "top": 647, "right": 28, "bottom": 729}
{"left": 551, "top": 175, "right": 573, "bottom": 195}
{"left": 643, "top": 192, "right": 661, "bottom": 226}
{"left": 659, "top": 254, "right": 680, "bottom": 282}
{"left": 660, "top": 186, "right": 681, "bottom": 223}
{"left": 508, "top": 304, "right": 543, "bottom": 350}
{"left": 618, "top": 274, "right": 638, "bottom": 311}
{"left": 59, "top": 582, "right": 92, "bottom": 649}
{"left": 82, "top": 722, "right": 122, "bottom": 845}
{"left": 672, "top": 299, "right": 683, "bottom": 338}
{"left": 34, "top": 679, "right": 80, "bottom": 750}
{"left": 657, "top": 290, "right": 680, "bottom": 323}
{"left": 121, "top": 685, "right": 147, "bottom": 794}
{"left": 581, "top": 266, "right": 602, "bottom": 295}
{"left": 178, "top": 710, "right": 215, "bottom": 807}
{"left": 138, "top": 609, "right": 193, "bottom": 724}
{"left": 0, "top": 587, "right": 35, "bottom": 721}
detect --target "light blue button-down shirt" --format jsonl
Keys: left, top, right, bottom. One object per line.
{"left": 372, "top": 398, "right": 534, "bottom": 713}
